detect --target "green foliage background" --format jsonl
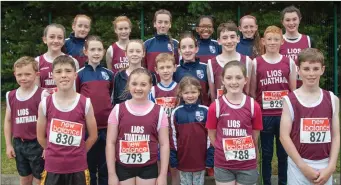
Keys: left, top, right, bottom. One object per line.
{"left": 1, "top": 2, "right": 340, "bottom": 97}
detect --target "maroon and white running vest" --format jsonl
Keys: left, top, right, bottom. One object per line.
{"left": 111, "top": 43, "right": 128, "bottom": 73}
{"left": 214, "top": 95, "right": 257, "bottom": 170}
{"left": 151, "top": 82, "right": 177, "bottom": 118}
{"left": 115, "top": 101, "right": 163, "bottom": 167}
{"left": 284, "top": 89, "right": 333, "bottom": 160}
{"left": 43, "top": 93, "right": 89, "bottom": 173}
{"left": 208, "top": 54, "right": 248, "bottom": 98}
{"left": 255, "top": 55, "right": 292, "bottom": 116}
{"left": 280, "top": 34, "right": 311, "bottom": 88}
{"left": 7, "top": 86, "right": 44, "bottom": 140}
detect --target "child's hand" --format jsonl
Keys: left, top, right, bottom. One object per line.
{"left": 42, "top": 149, "right": 45, "bottom": 159}
{"left": 6, "top": 145, "right": 16, "bottom": 159}
{"left": 156, "top": 174, "right": 167, "bottom": 185}
{"left": 313, "top": 167, "right": 334, "bottom": 185}
{"left": 300, "top": 164, "right": 320, "bottom": 182}
{"left": 108, "top": 174, "right": 119, "bottom": 185}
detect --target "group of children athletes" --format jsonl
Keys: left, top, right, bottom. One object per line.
{"left": 4, "top": 5, "right": 339, "bottom": 185}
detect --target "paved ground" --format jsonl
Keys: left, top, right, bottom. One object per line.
{"left": 1, "top": 174, "right": 340, "bottom": 185}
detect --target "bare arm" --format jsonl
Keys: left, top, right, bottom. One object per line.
{"left": 37, "top": 102, "right": 47, "bottom": 149}
{"left": 106, "top": 47, "right": 113, "bottom": 71}
{"left": 244, "top": 57, "right": 253, "bottom": 95}
{"left": 249, "top": 59, "right": 257, "bottom": 98}
{"left": 158, "top": 127, "right": 170, "bottom": 176}
{"left": 252, "top": 130, "right": 260, "bottom": 156}
{"left": 106, "top": 122, "right": 118, "bottom": 177}
{"left": 208, "top": 129, "right": 217, "bottom": 148}
{"left": 279, "top": 98, "right": 319, "bottom": 181}
{"left": 289, "top": 59, "right": 297, "bottom": 91}
{"left": 4, "top": 102, "right": 16, "bottom": 158}
{"left": 35, "top": 58, "right": 41, "bottom": 87}
{"left": 85, "top": 103, "right": 98, "bottom": 151}
{"left": 207, "top": 61, "right": 216, "bottom": 100}
{"left": 326, "top": 96, "right": 340, "bottom": 171}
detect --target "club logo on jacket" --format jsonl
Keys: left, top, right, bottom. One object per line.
{"left": 167, "top": 43, "right": 173, "bottom": 52}
{"left": 101, "top": 71, "right": 109, "bottom": 80}
{"left": 196, "top": 70, "right": 204, "bottom": 79}
{"left": 209, "top": 45, "right": 216, "bottom": 54}
{"left": 195, "top": 111, "right": 204, "bottom": 122}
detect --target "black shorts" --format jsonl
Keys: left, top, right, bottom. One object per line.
{"left": 40, "top": 169, "right": 90, "bottom": 185}
{"left": 13, "top": 138, "right": 44, "bottom": 179}
{"left": 116, "top": 162, "right": 158, "bottom": 181}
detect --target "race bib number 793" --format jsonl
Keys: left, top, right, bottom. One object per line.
{"left": 119, "top": 140, "right": 150, "bottom": 164}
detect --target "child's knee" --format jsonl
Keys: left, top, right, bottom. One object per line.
{"left": 20, "top": 175, "right": 33, "bottom": 185}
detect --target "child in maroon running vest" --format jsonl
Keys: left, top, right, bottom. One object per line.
{"left": 250, "top": 25, "right": 297, "bottom": 185}
{"left": 106, "top": 16, "right": 131, "bottom": 73}
{"left": 107, "top": 68, "right": 170, "bottom": 185}
{"left": 280, "top": 48, "right": 340, "bottom": 185}
{"left": 206, "top": 61, "right": 263, "bottom": 185}
{"left": 37, "top": 55, "right": 98, "bottom": 185}
{"left": 4, "top": 56, "right": 48, "bottom": 185}
{"left": 35, "top": 23, "right": 79, "bottom": 94}
{"left": 279, "top": 6, "right": 313, "bottom": 88}
{"left": 207, "top": 21, "right": 252, "bottom": 100}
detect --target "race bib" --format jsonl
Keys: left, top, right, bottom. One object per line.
{"left": 217, "top": 89, "right": 223, "bottom": 98}
{"left": 155, "top": 97, "right": 177, "bottom": 117}
{"left": 262, "top": 90, "right": 289, "bottom": 109}
{"left": 119, "top": 140, "right": 150, "bottom": 164}
{"left": 223, "top": 136, "right": 256, "bottom": 161}
{"left": 49, "top": 118, "right": 83, "bottom": 147}
{"left": 45, "top": 87, "right": 58, "bottom": 94}
{"left": 300, "top": 118, "right": 331, "bottom": 144}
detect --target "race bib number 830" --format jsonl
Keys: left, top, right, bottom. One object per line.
{"left": 49, "top": 118, "right": 83, "bottom": 147}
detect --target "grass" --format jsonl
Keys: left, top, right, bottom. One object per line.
{"left": 0, "top": 102, "right": 340, "bottom": 174}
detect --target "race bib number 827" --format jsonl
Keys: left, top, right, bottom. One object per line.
{"left": 300, "top": 118, "right": 331, "bottom": 144}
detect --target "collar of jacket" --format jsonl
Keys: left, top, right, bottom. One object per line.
{"left": 179, "top": 57, "right": 200, "bottom": 69}
{"left": 69, "top": 32, "right": 86, "bottom": 44}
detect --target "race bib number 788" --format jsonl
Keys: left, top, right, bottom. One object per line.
{"left": 223, "top": 136, "right": 256, "bottom": 161}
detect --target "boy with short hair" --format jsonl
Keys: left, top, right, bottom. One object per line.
{"left": 37, "top": 55, "right": 98, "bottom": 185}
{"left": 280, "top": 48, "right": 340, "bottom": 185}
{"left": 150, "top": 53, "right": 178, "bottom": 117}
{"left": 4, "top": 56, "right": 48, "bottom": 185}
{"left": 207, "top": 21, "right": 253, "bottom": 99}
{"left": 149, "top": 52, "right": 179, "bottom": 185}
{"left": 250, "top": 25, "right": 297, "bottom": 185}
